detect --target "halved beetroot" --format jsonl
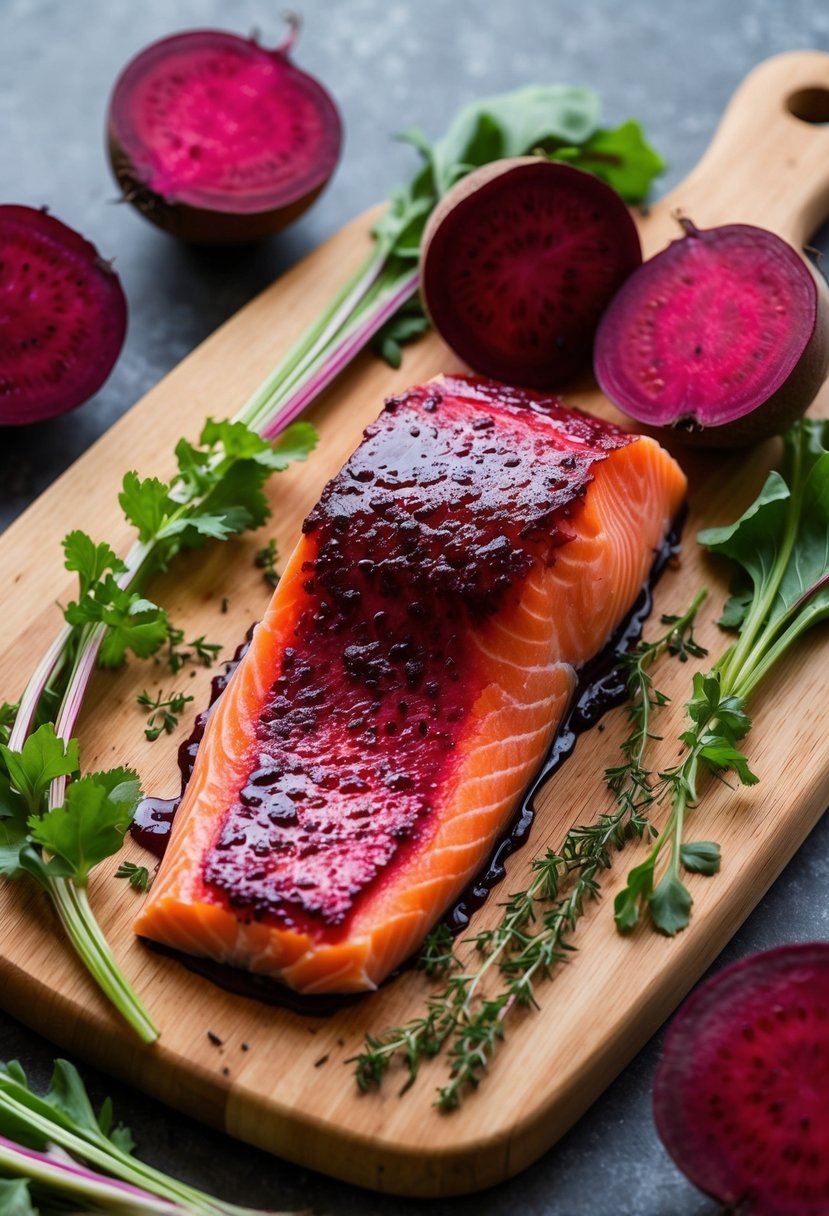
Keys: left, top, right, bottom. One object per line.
{"left": 594, "top": 220, "right": 829, "bottom": 446}
{"left": 654, "top": 943, "right": 829, "bottom": 1215}
{"left": 420, "top": 157, "right": 643, "bottom": 389}
{"left": 0, "top": 205, "right": 127, "bottom": 426}
{"left": 107, "top": 23, "right": 342, "bottom": 244}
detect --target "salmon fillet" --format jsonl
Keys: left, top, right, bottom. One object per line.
{"left": 134, "top": 375, "right": 686, "bottom": 994}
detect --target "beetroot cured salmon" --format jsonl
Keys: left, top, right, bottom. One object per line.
{"left": 134, "top": 374, "right": 686, "bottom": 994}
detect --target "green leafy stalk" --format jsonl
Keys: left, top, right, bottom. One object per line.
{"left": 352, "top": 594, "right": 705, "bottom": 1107}
{"left": 617, "top": 419, "right": 829, "bottom": 936}
{"left": 0, "top": 1058, "right": 291, "bottom": 1214}
{"left": 4, "top": 87, "right": 662, "bottom": 1041}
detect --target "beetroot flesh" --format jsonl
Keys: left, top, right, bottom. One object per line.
{"left": 107, "top": 25, "right": 342, "bottom": 244}
{"left": 654, "top": 943, "right": 829, "bottom": 1215}
{"left": 420, "top": 157, "right": 643, "bottom": 389}
{"left": 0, "top": 205, "right": 127, "bottom": 426}
{"left": 594, "top": 220, "right": 829, "bottom": 446}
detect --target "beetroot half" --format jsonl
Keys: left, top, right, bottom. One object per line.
{"left": 594, "top": 220, "right": 829, "bottom": 446}
{"left": 420, "top": 157, "right": 643, "bottom": 389}
{"left": 654, "top": 943, "right": 829, "bottom": 1215}
{"left": 107, "top": 23, "right": 342, "bottom": 244}
{"left": 0, "top": 205, "right": 127, "bottom": 427}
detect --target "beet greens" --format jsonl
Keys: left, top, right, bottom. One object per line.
{"left": 616, "top": 417, "right": 829, "bottom": 934}
{"left": 0, "top": 84, "right": 662, "bottom": 1041}
{"left": 0, "top": 1058, "right": 285, "bottom": 1213}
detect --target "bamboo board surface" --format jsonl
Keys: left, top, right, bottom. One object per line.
{"left": 1, "top": 51, "right": 829, "bottom": 1198}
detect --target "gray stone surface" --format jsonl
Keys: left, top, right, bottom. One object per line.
{"left": 1, "top": 0, "right": 828, "bottom": 1211}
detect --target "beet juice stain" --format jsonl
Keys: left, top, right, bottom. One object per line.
{"left": 132, "top": 519, "right": 683, "bottom": 1013}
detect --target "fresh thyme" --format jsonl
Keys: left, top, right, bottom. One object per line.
{"left": 254, "top": 538, "right": 280, "bottom": 588}
{"left": 617, "top": 419, "right": 829, "bottom": 935}
{"left": 136, "top": 688, "right": 195, "bottom": 742}
{"left": 353, "top": 591, "right": 707, "bottom": 1108}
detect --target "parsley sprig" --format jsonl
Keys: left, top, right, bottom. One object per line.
{"left": 0, "top": 723, "right": 156, "bottom": 1041}
{"left": 617, "top": 418, "right": 829, "bottom": 934}
{"left": 352, "top": 594, "right": 705, "bottom": 1108}
{"left": 4, "top": 418, "right": 315, "bottom": 1040}
{"left": 136, "top": 689, "right": 194, "bottom": 742}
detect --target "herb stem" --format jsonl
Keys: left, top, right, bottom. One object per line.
{"left": 48, "top": 877, "right": 158, "bottom": 1044}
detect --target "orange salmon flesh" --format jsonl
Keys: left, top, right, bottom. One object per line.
{"left": 134, "top": 375, "right": 687, "bottom": 994}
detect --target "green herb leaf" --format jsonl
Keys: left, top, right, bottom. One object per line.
{"left": 549, "top": 119, "right": 665, "bottom": 202}
{"left": 649, "top": 872, "right": 692, "bottom": 935}
{"left": 0, "top": 724, "right": 79, "bottom": 818}
{"left": 0, "top": 1179, "right": 36, "bottom": 1216}
{"left": 680, "top": 841, "right": 721, "bottom": 875}
{"left": 63, "top": 531, "right": 126, "bottom": 597}
{"left": 614, "top": 856, "right": 655, "bottom": 932}
{"left": 118, "top": 472, "right": 178, "bottom": 544}
{"left": 28, "top": 769, "right": 141, "bottom": 883}
{"left": 115, "top": 860, "right": 152, "bottom": 893}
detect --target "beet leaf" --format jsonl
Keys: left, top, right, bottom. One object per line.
{"left": 616, "top": 417, "right": 829, "bottom": 934}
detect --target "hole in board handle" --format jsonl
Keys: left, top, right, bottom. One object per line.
{"left": 787, "top": 87, "right": 829, "bottom": 125}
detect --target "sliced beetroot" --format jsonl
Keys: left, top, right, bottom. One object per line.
{"left": 420, "top": 157, "right": 642, "bottom": 389}
{"left": 0, "top": 205, "right": 127, "bottom": 427}
{"left": 654, "top": 943, "right": 829, "bottom": 1215}
{"left": 594, "top": 220, "right": 829, "bottom": 446}
{"left": 107, "top": 23, "right": 342, "bottom": 244}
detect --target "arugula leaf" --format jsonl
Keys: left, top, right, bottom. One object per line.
{"left": 0, "top": 724, "right": 78, "bottom": 817}
{"left": 549, "top": 119, "right": 665, "bottom": 202}
{"left": 680, "top": 841, "right": 721, "bottom": 876}
{"left": 28, "top": 769, "right": 141, "bottom": 883}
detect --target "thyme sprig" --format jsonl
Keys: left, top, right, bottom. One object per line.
{"left": 617, "top": 419, "right": 829, "bottom": 935}
{"left": 353, "top": 592, "right": 707, "bottom": 1108}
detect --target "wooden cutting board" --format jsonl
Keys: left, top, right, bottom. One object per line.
{"left": 1, "top": 51, "right": 829, "bottom": 1199}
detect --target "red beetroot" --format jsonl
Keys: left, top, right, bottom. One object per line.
{"left": 654, "top": 943, "right": 829, "bottom": 1215}
{"left": 107, "top": 22, "right": 342, "bottom": 244}
{"left": 420, "top": 157, "right": 642, "bottom": 389}
{"left": 0, "top": 205, "right": 127, "bottom": 426}
{"left": 594, "top": 220, "right": 829, "bottom": 446}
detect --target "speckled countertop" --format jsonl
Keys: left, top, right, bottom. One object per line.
{"left": 1, "top": 1, "right": 828, "bottom": 1212}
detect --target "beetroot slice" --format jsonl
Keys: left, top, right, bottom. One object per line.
{"left": 107, "top": 25, "right": 342, "bottom": 244}
{"left": 654, "top": 943, "right": 829, "bottom": 1215}
{"left": 594, "top": 220, "right": 829, "bottom": 446}
{"left": 420, "top": 157, "right": 642, "bottom": 389}
{"left": 0, "top": 205, "right": 127, "bottom": 427}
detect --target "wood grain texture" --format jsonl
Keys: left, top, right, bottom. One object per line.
{"left": 1, "top": 51, "right": 829, "bottom": 1198}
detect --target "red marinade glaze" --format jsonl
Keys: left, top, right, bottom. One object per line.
{"left": 201, "top": 376, "right": 634, "bottom": 935}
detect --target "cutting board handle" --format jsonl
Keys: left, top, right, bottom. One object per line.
{"left": 646, "top": 51, "right": 829, "bottom": 255}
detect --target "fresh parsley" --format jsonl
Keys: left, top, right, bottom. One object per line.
{"left": 137, "top": 688, "right": 195, "bottom": 742}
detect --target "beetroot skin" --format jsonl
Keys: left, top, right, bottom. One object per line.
{"left": 654, "top": 943, "right": 829, "bottom": 1215}
{"left": 594, "top": 220, "right": 829, "bottom": 446}
{"left": 0, "top": 205, "right": 127, "bottom": 426}
{"left": 420, "top": 157, "right": 642, "bottom": 390}
{"left": 107, "top": 23, "right": 342, "bottom": 244}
